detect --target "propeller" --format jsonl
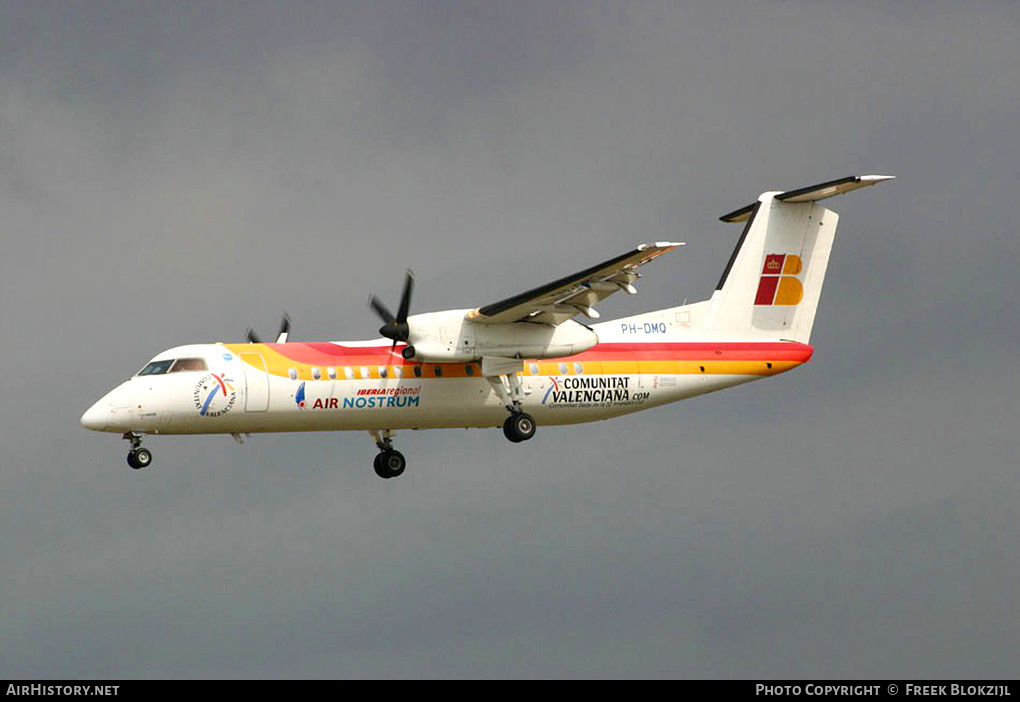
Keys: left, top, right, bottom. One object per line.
{"left": 246, "top": 313, "right": 292, "bottom": 343}
{"left": 369, "top": 271, "right": 414, "bottom": 356}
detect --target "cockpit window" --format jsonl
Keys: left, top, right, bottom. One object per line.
{"left": 169, "top": 357, "right": 208, "bottom": 373}
{"left": 137, "top": 359, "right": 174, "bottom": 376}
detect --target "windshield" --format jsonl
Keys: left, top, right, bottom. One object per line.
{"left": 169, "top": 358, "right": 208, "bottom": 373}
{"left": 137, "top": 359, "right": 174, "bottom": 376}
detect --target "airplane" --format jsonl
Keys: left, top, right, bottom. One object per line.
{"left": 81, "top": 174, "right": 894, "bottom": 478}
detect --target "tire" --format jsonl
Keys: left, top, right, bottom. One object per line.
{"left": 128, "top": 447, "right": 151, "bottom": 470}
{"left": 503, "top": 413, "right": 536, "bottom": 442}
{"left": 374, "top": 450, "right": 406, "bottom": 479}
{"left": 373, "top": 453, "right": 390, "bottom": 479}
{"left": 503, "top": 416, "right": 523, "bottom": 443}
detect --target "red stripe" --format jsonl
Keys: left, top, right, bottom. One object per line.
{"left": 578, "top": 342, "right": 813, "bottom": 363}
{"left": 259, "top": 340, "right": 813, "bottom": 365}
{"left": 268, "top": 342, "right": 401, "bottom": 365}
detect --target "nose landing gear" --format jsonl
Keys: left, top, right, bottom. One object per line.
{"left": 123, "top": 432, "right": 152, "bottom": 470}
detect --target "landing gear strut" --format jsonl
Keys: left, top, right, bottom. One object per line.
{"left": 123, "top": 432, "right": 152, "bottom": 470}
{"left": 486, "top": 369, "right": 537, "bottom": 444}
{"left": 369, "top": 429, "right": 406, "bottom": 479}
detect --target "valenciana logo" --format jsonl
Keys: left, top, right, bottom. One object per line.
{"left": 542, "top": 376, "right": 631, "bottom": 405}
{"left": 193, "top": 373, "right": 237, "bottom": 417}
{"left": 755, "top": 253, "right": 804, "bottom": 305}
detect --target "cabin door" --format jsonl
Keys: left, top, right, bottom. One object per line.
{"left": 240, "top": 353, "right": 270, "bottom": 412}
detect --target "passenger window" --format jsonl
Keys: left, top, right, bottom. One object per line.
{"left": 327, "top": 367, "right": 337, "bottom": 380}
{"left": 288, "top": 368, "right": 298, "bottom": 380}
{"left": 344, "top": 367, "right": 353, "bottom": 379}
{"left": 574, "top": 362, "right": 583, "bottom": 375}
{"left": 379, "top": 366, "right": 388, "bottom": 379}
{"left": 465, "top": 365, "right": 474, "bottom": 376}
{"left": 137, "top": 359, "right": 174, "bottom": 376}
{"left": 360, "top": 366, "right": 369, "bottom": 379}
{"left": 559, "top": 362, "right": 568, "bottom": 375}
{"left": 413, "top": 365, "right": 422, "bottom": 378}
{"left": 393, "top": 366, "right": 403, "bottom": 379}
{"left": 434, "top": 366, "right": 443, "bottom": 377}
{"left": 312, "top": 367, "right": 322, "bottom": 380}
{"left": 169, "top": 357, "right": 208, "bottom": 373}
{"left": 529, "top": 363, "right": 539, "bottom": 376}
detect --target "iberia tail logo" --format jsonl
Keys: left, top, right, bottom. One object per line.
{"left": 755, "top": 254, "right": 803, "bottom": 305}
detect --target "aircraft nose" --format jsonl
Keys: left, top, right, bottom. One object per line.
{"left": 80, "top": 400, "right": 112, "bottom": 432}
{"left": 82, "top": 381, "right": 138, "bottom": 432}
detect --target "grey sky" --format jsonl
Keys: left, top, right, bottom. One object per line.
{"left": 1, "top": 1, "right": 1017, "bottom": 678}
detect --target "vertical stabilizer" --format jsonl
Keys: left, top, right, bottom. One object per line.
{"left": 703, "top": 175, "right": 893, "bottom": 342}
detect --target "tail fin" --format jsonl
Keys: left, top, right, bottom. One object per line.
{"left": 703, "top": 175, "right": 894, "bottom": 342}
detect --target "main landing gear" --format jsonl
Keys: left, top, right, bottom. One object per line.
{"left": 370, "top": 429, "right": 406, "bottom": 479}
{"left": 123, "top": 432, "right": 152, "bottom": 470}
{"left": 486, "top": 370, "right": 537, "bottom": 444}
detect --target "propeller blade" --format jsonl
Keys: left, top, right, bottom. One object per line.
{"left": 246, "top": 328, "right": 262, "bottom": 344}
{"left": 369, "top": 295, "right": 396, "bottom": 325}
{"left": 396, "top": 270, "right": 414, "bottom": 324}
{"left": 276, "top": 313, "right": 291, "bottom": 343}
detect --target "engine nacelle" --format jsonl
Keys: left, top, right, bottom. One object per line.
{"left": 403, "top": 310, "right": 598, "bottom": 364}
{"left": 403, "top": 339, "right": 476, "bottom": 363}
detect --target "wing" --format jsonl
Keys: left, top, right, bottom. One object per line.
{"left": 466, "top": 242, "right": 683, "bottom": 326}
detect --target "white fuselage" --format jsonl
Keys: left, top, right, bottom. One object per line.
{"left": 80, "top": 332, "right": 813, "bottom": 437}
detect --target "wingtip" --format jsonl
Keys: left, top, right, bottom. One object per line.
{"left": 638, "top": 241, "right": 685, "bottom": 250}
{"left": 859, "top": 174, "right": 896, "bottom": 184}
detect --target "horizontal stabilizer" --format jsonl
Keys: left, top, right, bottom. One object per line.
{"left": 720, "top": 175, "right": 895, "bottom": 223}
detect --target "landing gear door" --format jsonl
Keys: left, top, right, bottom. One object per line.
{"left": 239, "top": 353, "right": 270, "bottom": 412}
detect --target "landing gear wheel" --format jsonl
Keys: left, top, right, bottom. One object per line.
{"left": 374, "top": 449, "right": 406, "bottom": 479}
{"left": 503, "top": 412, "right": 536, "bottom": 443}
{"left": 127, "top": 447, "right": 152, "bottom": 470}
{"left": 503, "top": 417, "right": 523, "bottom": 443}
